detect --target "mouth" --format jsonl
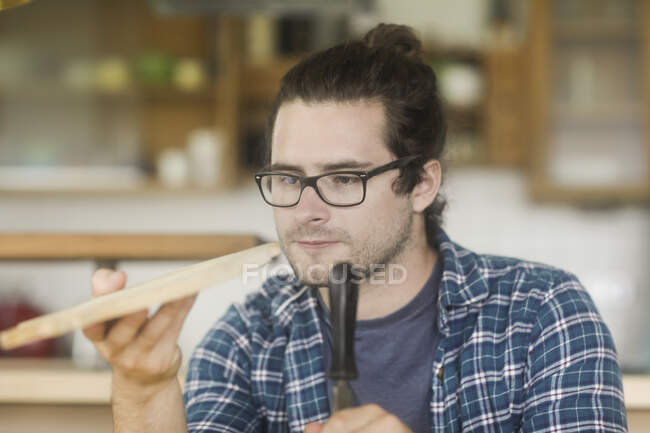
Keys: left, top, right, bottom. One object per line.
{"left": 296, "top": 240, "right": 339, "bottom": 250}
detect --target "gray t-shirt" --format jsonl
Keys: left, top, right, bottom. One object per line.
{"left": 316, "top": 260, "right": 441, "bottom": 433}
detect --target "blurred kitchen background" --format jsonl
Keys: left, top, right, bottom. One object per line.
{"left": 0, "top": 0, "right": 649, "bottom": 431}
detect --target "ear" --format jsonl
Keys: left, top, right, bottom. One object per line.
{"left": 411, "top": 159, "right": 441, "bottom": 214}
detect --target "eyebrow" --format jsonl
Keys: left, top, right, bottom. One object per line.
{"left": 264, "top": 159, "right": 375, "bottom": 173}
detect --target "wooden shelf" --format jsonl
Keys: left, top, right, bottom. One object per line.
{"left": 0, "top": 358, "right": 648, "bottom": 408}
{"left": 624, "top": 375, "right": 650, "bottom": 410}
{"left": 0, "top": 233, "right": 262, "bottom": 260}
{"left": 0, "top": 358, "right": 185, "bottom": 405}
{"left": 552, "top": 103, "right": 645, "bottom": 125}
{"left": 422, "top": 44, "right": 485, "bottom": 63}
{"left": 138, "top": 85, "right": 218, "bottom": 102}
{"left": 0, "top": 171, "right": 258, "bottom": 196}
{"left": 553, "top": 20, "right": 640, "bottom": 41}
{"left": 0, "top": 183, "right": 230, "bottom": 196}
{"left": 0, "top": 83, "right": 218, "bottom": 102}
{"left": 0, "top": 359, "right": 112, "bottom": 405}
{"left": 530, "top": 181, "right": 650, "bottom": 205}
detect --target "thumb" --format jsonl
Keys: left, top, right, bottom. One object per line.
{"left": 304, "top": 422, "right": 324, "bottom": 433}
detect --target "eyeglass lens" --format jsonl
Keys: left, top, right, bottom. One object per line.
{"left": 260, "top": 173, "right": 364, "bottom": 206}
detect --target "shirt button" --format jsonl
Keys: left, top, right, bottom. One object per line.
{"left": 437, "top": 366, "right": 444, "bottom": 380}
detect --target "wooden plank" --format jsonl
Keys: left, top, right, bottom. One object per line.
{"left": 0, "top": 242, "right": 281, "bottom": 350}
{"left": 0, "top": 233, "right": 261, "bottom": 260}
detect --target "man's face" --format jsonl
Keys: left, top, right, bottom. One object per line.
{"left": 270, "top": 99, "right": 415, "bottom": 287}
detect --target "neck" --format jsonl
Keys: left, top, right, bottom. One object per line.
{"left": 318, "top": 241, "right": 438, "bottom": 321}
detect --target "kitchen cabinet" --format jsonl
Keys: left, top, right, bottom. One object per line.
{"left": 0, "top": 0, "right": 300, "bottom": 193}
{"left": 527, "top": 0, "right": 650, "bottom": 203}
{"left": 1, "top": 0, "right": 543, "bottom": 194}
{"left": 425, "top": 47, "right": 487, "bottom": 166}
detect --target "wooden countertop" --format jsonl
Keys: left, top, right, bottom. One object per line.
{"left": 0, "top": 359, "right": 649, "bottom": 408}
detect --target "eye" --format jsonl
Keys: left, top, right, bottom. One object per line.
{"left": 279, "top": 175, "right": 299, "bottom": 185}
{"left": 332, "top": 175, "right": 360, "bottom": 185}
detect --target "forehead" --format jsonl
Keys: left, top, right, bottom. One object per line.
{"left": 270, "top": 99, "right": 393, "bottom": 170}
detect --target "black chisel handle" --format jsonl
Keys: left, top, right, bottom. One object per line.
{"left": 328, "top": 262, "right": 359, "bottom": 381}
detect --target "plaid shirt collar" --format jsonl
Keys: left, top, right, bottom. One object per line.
{"left": 266, "top": 228, "right": 489, "bottom": 336}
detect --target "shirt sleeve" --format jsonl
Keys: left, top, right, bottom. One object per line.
{"left": 184, "top": 304, "right": 262, "bottom": 433}
{"left": 520, "top": 272, "right": 628, "bottom": 433}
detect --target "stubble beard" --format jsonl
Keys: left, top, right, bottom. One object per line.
{"left": 278, "top": 205, "right": 414, "bottom": 288}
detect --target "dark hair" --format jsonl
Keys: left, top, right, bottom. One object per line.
{"left": 264, "top": 23, "right": 448, "bottom": 247}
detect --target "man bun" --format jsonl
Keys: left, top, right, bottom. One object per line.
{"left": 362, "top": 23, "right": 423, "bottom": 61}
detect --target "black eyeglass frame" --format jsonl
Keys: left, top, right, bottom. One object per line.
{"left": 254, "top": 155, "right": 421, "bottom": 208}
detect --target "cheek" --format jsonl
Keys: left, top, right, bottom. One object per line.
{"left": 273, "top": 208, "right": 290, "bottom": 232}
{"left": 272, "top": 209, "right": 294, "bottom": 247}
{"left": 357, "top": 189, "right": 411, "bottom": 232}
{"left": 339, "top": 201, "right": 384, "bottom": 241}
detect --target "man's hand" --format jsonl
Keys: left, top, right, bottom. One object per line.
{"left": 83, "top": 269, "right": 196, "bottom": 395}
{"left": 83, "top": 269, "right": 196, "bottom": 392}
{"left": 304, "top": 404, "right": 413, "bottom": 433}
{"left": 82, "top": 268, "right": 195, "bottom": 433}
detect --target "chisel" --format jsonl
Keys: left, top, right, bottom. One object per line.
{"left": 327, "top": 262, "right": 360, "bottom": 412}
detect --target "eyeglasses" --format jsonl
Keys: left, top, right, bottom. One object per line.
{"left": 254, "top": 155, "right": 420, "bottom": 207}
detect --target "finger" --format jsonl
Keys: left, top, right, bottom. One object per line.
{"left": 116, "top": 296, "right": 193, "bottom": 382}
{"left": 91, "top": 269, "right": 126, "bottom": 296}
{"left": 147, "top": 295, "right": 196, "bottom": 360}
{"left": 351, "top": 412, "right": 409, "bottom": 433}
{"left": 82, "top": 322, "right": 106, "bottom": 342}
{"left": 305, "top": 422, "right": 325, "bottom": 433}
{"left": 133, "top": 295, "right": 196, "bottom": 352}
{"left": 84, "top": 270, "right": 128, "bottom": 341}
{"left": 164, "top": 294, "right": 196, "bottom": 340}
{"left": 102, "top": 309, "right": 149, "bottom": 351}
{"left": 322, "top": 404, "right": 386, "bottom": 433}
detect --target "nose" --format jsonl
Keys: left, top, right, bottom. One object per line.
{"left": 293, "top": 185, "right": 330, "bottom": 226}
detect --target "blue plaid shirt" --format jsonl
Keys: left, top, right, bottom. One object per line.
{"left": 184, "top": 229, "right": 627, "bottom": 433}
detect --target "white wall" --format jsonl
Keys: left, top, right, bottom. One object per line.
{"left": 442, "top": 167, "right": 650, "bottom": 370}
{"left": 375, "top": 0, "right": 489, "bottom": 46}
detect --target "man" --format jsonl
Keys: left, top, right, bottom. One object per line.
{"left": 84, "top": 24, "right": 627, "bottom": 433}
